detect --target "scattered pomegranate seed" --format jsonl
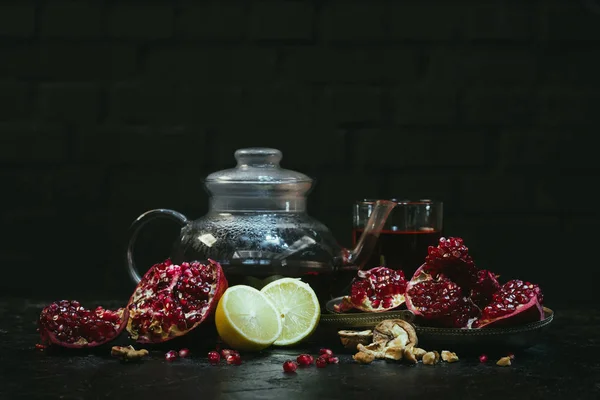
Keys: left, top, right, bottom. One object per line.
{"left": 208, "top": 351, "right": 220, "bottom": 365}
{"left": 178, "top": 348, "right": 190, "bottom": 358}
{"left": 226, "top": 354, "right": 242, "bottom": 365}
{"left": 283, "top": 360, "right": 298, "bottom": 373}
{"left": 479, "top": 354, "right": 488, "bottom": 363}
{"left": 508, "top": 352, "right": 515, "bottom": 360}
{"left": 319, "top": 348, "right": 333, "bottom": 359}
{"left": 327, "top": 356, "right": 339, "bottom": 364}
{"left": 315, "top": 357, "right": 328, "bottom": 368}
{"left": 221, "top": 349, "right": 238, "bottom": 358}
{"left": 296, "top": 354, "right": 314, "bottom": 366}
{"left": 165, "top": 350, "right": 177, "bottom": 361}
{"left": 35, "top": 343, "right": 46, "bottom": 350}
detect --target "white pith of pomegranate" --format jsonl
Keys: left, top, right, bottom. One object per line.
{"left": 472, "top": 280, "right": 544, "bottom": 328}
{"left": 405, "top": 273, "right": 480, "bottom": 328}
{"left": 126, "top": 258, "right": 228, "bottom": 343}
{"left": 341, "top": 267, "right": 407, "bottom": 312}
{"left": 38, "top": 300, "right": 128, "bottom": 348}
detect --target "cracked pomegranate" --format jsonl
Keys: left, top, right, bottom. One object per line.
{"left": 470, "top": 270, "right": 501, "bottom": 308}
{"left": 283, "top": 360, "right": 298, "bottom": 373}
{"left": 38, "top": 300, "right": 128, "bottom": 348}
{"left": 126, "top": 259, "right": 227, "bottom": 343}
{"left": 473, "top": 280, "right": 544, "bottom": 328}
{"left": 337, "top": 267, "right": 407, "bottom": 312}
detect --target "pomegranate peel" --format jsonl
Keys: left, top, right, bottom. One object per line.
{"left": 126, "top": 259, "right": 228, "bottom": 344}
{"left": 38, "top": 300, "right": 128, "bottom": 349}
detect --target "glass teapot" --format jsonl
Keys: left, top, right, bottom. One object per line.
{"left": 126, "top": 148, "right": 396, "bottom": 303}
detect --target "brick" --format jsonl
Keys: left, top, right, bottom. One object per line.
{"left": 0, "top": 2, "right": 35, "bottom": 37}
{"left": 284, "top": 46, "right": 417, "bottom": 83}
{"left": 537, "top": 87, "right": 600, "bottom": 126}
{"left": 0, "top": 81, "right": 31, "bottom": 121}
{"left": 108, "top": 82, "right": 178, "bottom": 124}
{"left": 540, "top": 49, "right": 600, "bottom": 84}
{"left": 144, "top": 46, "right": 277, "bottom": 83}
{"left": 0, "top": 122, "right": 68, "bottom": 162}
{"left": 74, "top": 125, "right": 206, "bottom": 164}
{"left": 40, "top": 1, "right": 105, "bottom": 37}
{"left": 108, "top": 3, "right": 173, "bottom": 39}
{"left": 464, "top": 2, "right": 534, "bottom": 40}
{"left": 353, "top": 129, "right": 486, "bottom": 168}
{"left": 545, "top": 0, "right": 600, "bottom": 41}
{"left": 392, "top": 85, "right": 458, "bottom": 125}
{"left": 0, "top": 44, "right": 137, "bottom": 80}
{"left": 496, "top": 129, "right": 561, "bottom": 170}
{"left": 37, "top": 83, "right": 100, "bottom": 123}
{"left": 211, "top": 124, "right": 344, "bottom": 171}
{"left": 239, "top": 83, "right": 316, "bottom": 126}
{"left": 250, "top": 1, "right": 313, "bottom": 40}
{"left": 389, "top": 2, "right": 466, "bottom": 40}
{"left": 458, "top": 175, "right": 546, "bottom": 213}
{"left": 461, "top": 88, "right": 535, "bottom": 125}
{"left": 319, "top": 85, "right": 382, "bottom": 125}
{"left": 320, "top": 1, "right": 386, "bottom": 42}
{"left": 426, "top": 47, "right": 537, "bottom": 87}
{"left": 176, "top": 2, "right": 246, "bottom": 39}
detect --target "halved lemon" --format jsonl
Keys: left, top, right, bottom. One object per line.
{"left": 260, "top": 278, "right": 321, "bottom": 346}
{"left": 215, "top": 285, "right": 283, "bottom": 351}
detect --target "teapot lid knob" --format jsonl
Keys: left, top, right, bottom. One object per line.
{"left": 235, "top": 148, "right": 282, "bottom": 167}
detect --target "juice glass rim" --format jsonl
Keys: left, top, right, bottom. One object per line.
{"left": 356, "top": 198, "right": 442, "bottom": 206}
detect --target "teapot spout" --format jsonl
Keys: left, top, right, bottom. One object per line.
{"left": 341, "top": 200, "right": 397, "bottom": 271}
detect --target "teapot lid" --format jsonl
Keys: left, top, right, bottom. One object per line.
{"left": 205, "top": 147, "right": 312, "bottom": 189}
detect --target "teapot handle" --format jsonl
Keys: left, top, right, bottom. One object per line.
{"left": 126, "top": 209, "right": 189, "bottom": 284}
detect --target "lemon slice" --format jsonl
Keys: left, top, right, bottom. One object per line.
{"left": 215, "top": 285, "right": 283, "bottom": 352}
{"left": 260, "top": 278, "right": 321, "bottom": 346}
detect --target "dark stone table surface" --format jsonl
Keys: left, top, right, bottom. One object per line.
{"left": 1, "top": 297, "right": 598, "bottom": 400}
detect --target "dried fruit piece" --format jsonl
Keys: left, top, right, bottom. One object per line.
{"left": 353, "top": 351, "right": 375, "bottom": 364}
{"left": 338, "top": 267, "right": 407, "bottom": 312}
{"left": 338, "top": 330, "right": 373, "bottom": 350}
{"left": 38, "top": 300, "right": 128, "bottom": 349}
{"left": 422, "top": 351, "right": 439, "bottom": 365}
{"left": 497, "top": 356, "right": 512, "bottom": 366}
{"left": 473, "top": 280, "right": 544, "bottom": 328}
{"left": 127, "top": 259, "right": 228, "bottom": 343}
{"left": 111, "top": 345, "right": 149, "bottom": 361}
{"left": 283, "top": 360, "right": 297, "bottom": 373}
{"left": 441, "top": 350, "right": 459, "bottom": 363}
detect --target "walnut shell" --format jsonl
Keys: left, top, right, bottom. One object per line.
{"left": 372, "top": 319, "right": 418, "bottom": 348}
{"left": 338, "top": 329, "right": 373, "bottom": 350}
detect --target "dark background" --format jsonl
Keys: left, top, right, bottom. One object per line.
{"left": 0, "top": 0, "right": 598, "bottom": 307}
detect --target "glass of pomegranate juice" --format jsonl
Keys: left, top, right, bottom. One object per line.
{"left": 353, "top": 199, "right": 443, "bottom": 278}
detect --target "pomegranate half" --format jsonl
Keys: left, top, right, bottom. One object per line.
{"left": 38, "top": 300, "right": 128, "bottom": 348}
{"left": 126, "top": 259, "right": 227, "bottom": 343}
{"left": 337, "top": 267, "right": 407, "bottom": 313}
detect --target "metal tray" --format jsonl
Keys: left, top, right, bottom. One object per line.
{"left": 320, "top": 297, "right": 555, "bottom": 353}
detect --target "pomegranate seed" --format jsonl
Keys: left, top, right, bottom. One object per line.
{"left": 221, "top": 348, "right": 238, "bottom": 358}
{"left": 479, "top": 354, "right": 488, "bottom": 363}
{"left": 165, "top": 350, "right": 177, "bottom": 361}
{"left": 178, "top": 348, "right": 190, "bottom": 358}
{"left": 319, "top": 348, "right": 333, "bottom": 359}
{"left": 296, "top": 354, "right": 314, "bottom": 366}
{"left": 207, "top": 351, "right": 220, "bottom": 365}
{"left": 507, "top": 352, "right": 515, "bottom": 360}
{"left": 35, "top": 343, "right": 46, "bottom": 350}
{"left": 283, "top": 360, "right": 298, "bottom": 373}
{"left": 327, "top": 356, "right": 339, "bottom": 364}
{"left": 226, "top": 354, "right": 242, "bottom": 365}
{"left": 315, "top": 357, "right": 328, "bottom": 368}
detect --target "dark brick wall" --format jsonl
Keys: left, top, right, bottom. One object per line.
{"left": 1, "top": 0, "right": 598, "bottom": 305}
